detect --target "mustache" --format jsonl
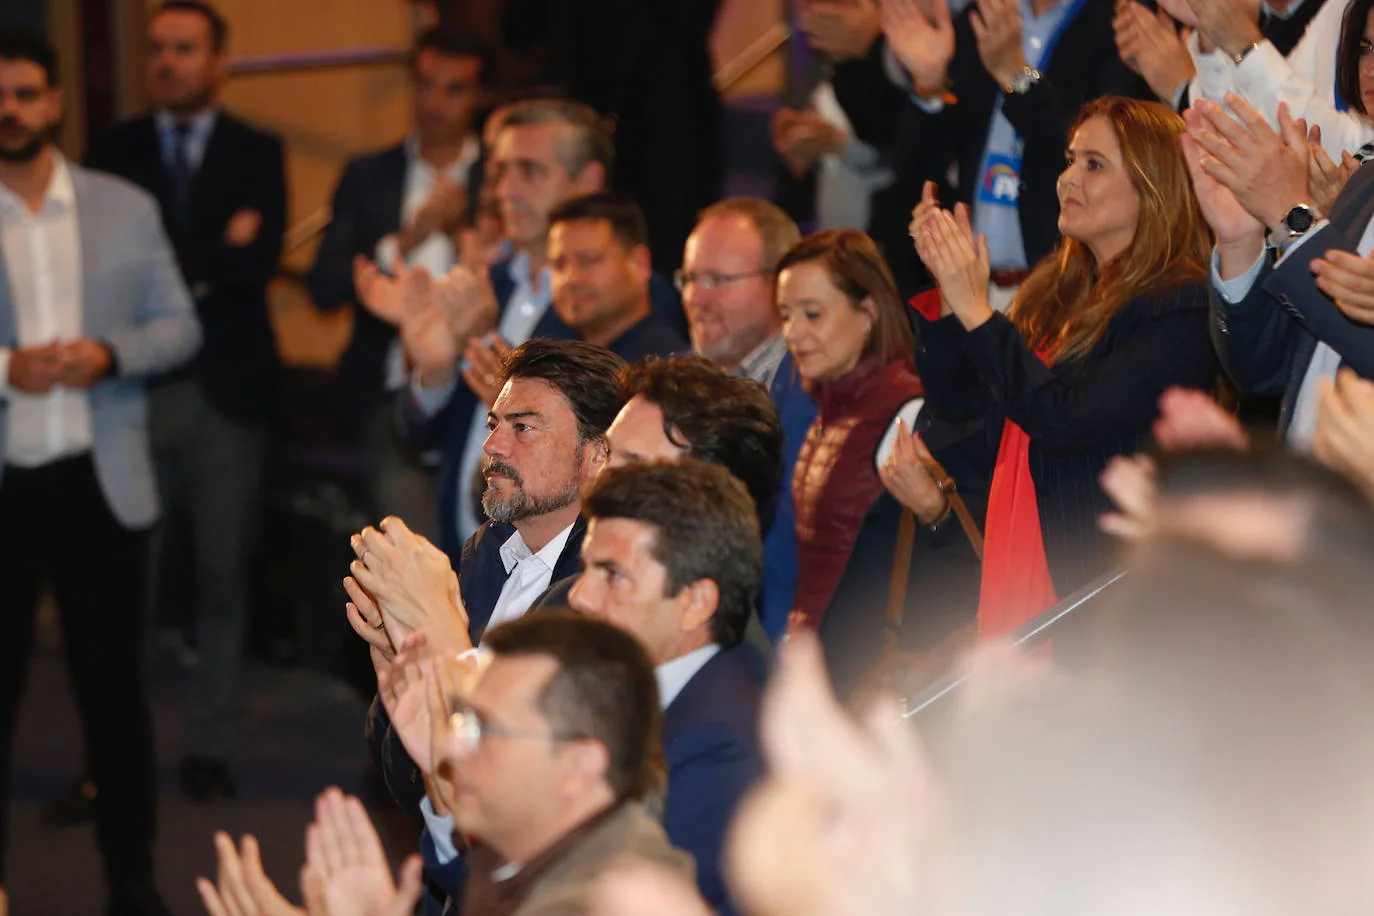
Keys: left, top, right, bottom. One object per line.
{"left": 481, "top": 458, "right": 523, "bottom": 486}
{"left": 0, "top": 117, "right": 23, "bottom": 131}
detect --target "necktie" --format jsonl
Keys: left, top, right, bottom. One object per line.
{"left": 168, "top": 122, "right": 193, "bottom": 238}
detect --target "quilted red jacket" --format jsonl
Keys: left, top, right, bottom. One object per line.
{"left": 791, "top": 355, "right": 923, "bottom": 626}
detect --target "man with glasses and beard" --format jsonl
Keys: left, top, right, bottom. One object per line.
{"left": 0, "top": 30, "right": 201, "bottom": 916}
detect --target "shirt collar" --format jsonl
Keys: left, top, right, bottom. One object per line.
{"left": 155, "top": 106, "right": 218, "bottom": 140}
{"left": 498, "top": 521, "right": 576, "bottom": 576}
{"left": 0, "top": 153, "right": 75, "bottom": 214}
{"left": 404, "top": 132, "right": 482, "bottom": 182}
{"left": 655, "top": 643, "right": 721, "bottom": 710}
{"left": 736, "top": 332, "right": 786, "bottom": 384}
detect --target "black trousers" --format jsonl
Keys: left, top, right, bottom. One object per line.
{"left": 0, "top": 455, "right": 156, "bottom": 887}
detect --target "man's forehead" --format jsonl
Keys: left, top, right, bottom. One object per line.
{"left": 586, "top": 516, "right": 660, "bottom": 562}
{"left": 687, "top": 216, "right": 763, "bottom": 263}
{"left": 476, "top": 653, "right": 560, "bottom": 714}
{"left": 492, "top": 377, "right": 574, "bottom": 418}
{"left": 0, "top": 60, "right": 50, "bottom": 90}
{"left": 493, "top": 122, "right": 565, "bottom": 161}
{"left": 149, "top": 9, "right": 213, "bottom": 42}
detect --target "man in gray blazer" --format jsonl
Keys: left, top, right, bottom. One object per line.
{"left": 0, "top": 31, "right": 200, "bottom": 916}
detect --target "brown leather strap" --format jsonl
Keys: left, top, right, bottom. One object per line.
{"left": 884, "top": 509, "right": 918, "bottom": 653}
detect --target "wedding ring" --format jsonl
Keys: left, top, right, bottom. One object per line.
{"left": 372, "top": 618, "right": 386, "bottom": 630}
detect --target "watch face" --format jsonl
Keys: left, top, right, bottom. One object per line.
{"left": 1288, "top": 206, "right": 1315, "bottom": 233}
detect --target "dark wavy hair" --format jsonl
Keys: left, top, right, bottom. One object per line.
{"left": 583, "top": 460, "right": 762, "bottom": 648}
{"left": 501, "top": 339, "right": 628, "bottom": 445}
{"left": 618, "top": 355, "right": 783, "bottom": 528}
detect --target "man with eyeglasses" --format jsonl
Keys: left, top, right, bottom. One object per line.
{"left": 678, "top": 199, "right": 819, "bottom": 639}
{"left": 392, "top": 613, "right": 696, "bottom": 916}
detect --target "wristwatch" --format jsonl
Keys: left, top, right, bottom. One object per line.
{"left": 1266, "top": 203, "right": 1317, "bottom": 249}
{"left": 1004, "top": 66, "right": 1042, "bottom": 95}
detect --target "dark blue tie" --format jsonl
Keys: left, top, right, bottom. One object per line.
{"left": 168, "top": 122, "right": 193, "bottom": 238}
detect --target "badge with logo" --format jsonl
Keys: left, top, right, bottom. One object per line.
{"left": 978, "top": 153, "right": 1022, "bottom": 207}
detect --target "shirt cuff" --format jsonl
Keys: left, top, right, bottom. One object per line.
{"left": 375, "top": 234, "right": 402, "bottom": 270}
{"left": 1274, "top": 219, "right": 1330, "bottom": 265}
{"left": 419, "top": 796, "right": 461, "bottom": 865}
{"left": 410, "top": 370, "right": 458, "bottom": 418}
{"left": 1233, "top": 39, "right": 1286, "bottom": 102}
{"left": 1211, "top": 247, "right": 1266, "bottom": 303}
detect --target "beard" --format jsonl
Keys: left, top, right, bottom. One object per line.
{"left": 481, "top": 455, "right": 582, "bottom": 524}
{"left": 0, "top": 119, "right": 46, "bottom": 163}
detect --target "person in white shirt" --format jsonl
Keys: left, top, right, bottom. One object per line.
{"left": 0, "top": 30, "right": 201, "bottom": 916}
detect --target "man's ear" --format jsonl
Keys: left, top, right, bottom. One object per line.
{"left": 581, "top": 436, "right": 611, "bottom": 481}
{"left": 572, "top": 161, "right": 606, "bottom": 195}
{"left": 629, "top": 243, "right": 653, "bottom": 288}
{"left": 677, "top": 578, "right": 720, "bottom": 635}
{"left": 560, "top": 738, "right": 611, "bottom": 794}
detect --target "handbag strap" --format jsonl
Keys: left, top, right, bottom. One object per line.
{"left": 883, "top": 459, "right": 985, "bottom": 650}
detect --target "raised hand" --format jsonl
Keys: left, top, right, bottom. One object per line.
{"left": 1306, "top": 124, "right": 1362, "bottom": 217}
{"left": 878, "top": 418, "right": 950, "bottom": 526}
{"left": 880, "top": 0, "right": 955, "bottom": 93}
{"left": 352, "top": 256, "right": 405, "bottom": 326}
{"left": 1180, "top": 110, "right": 1264, "bottom": 275}
{"left": 350, "top": 516, "right": 473, "bottom": 655}
{"left": 1185, "top": 96, "right": 1311, "bottom": 230}
{"left": 401, "top": 177, "right": 468, "bottom": 253}
{"left": 913, "top": 204, "right": 992, "bottom": 328}
{"left": 196, "top": 832, "right": 304, "bottom": 916}
{"left": 304, "top": 788, "right": 425, "bottom": 916}
{"left": 1182, "top": 0, "right": 1261, "bottom": 58}
{"left": 462, "top": 335, "right": 513, "bottom": 408}
{"left": 1113, "top": 0, "right": 1195, "bottom": 103}
{"left": 1310, "top": 250, "right": 1374, "bottom": 325}
{"left": 970, "top": 0, "right": 1028, "bottom": 89}
{"left": 343, "top": 575, "right": 399, "bottom": 679}
{"left": 376, "top": 632, "right": 438, "bottom": 773}
{"left": 797, "top": 0, "right": 883, "bottom": 63}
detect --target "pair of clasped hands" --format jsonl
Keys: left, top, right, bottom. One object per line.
{"left": 8, "top": 339, "right": 112, "bottom": 394}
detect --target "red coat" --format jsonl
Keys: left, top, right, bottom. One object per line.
{"left": 791, "top": 356, "right": 924, "bottom": 626}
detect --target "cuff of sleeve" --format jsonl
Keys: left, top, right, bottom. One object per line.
{"left": 1210, "top": 247, "right": 1267, "bottom": 303}
{"left": 375, "top": 234, "right": 403, "bottom": 271}
{"left": 1274, "top": 218, "right": 1331, "bottom": 264}
{"left": 419, "top": 796, "right": 461, "bottom": 865}
{"left": 410, "top": 370, "right": 459, "bottom": 417}
{"left": 882, "top": 44, "right": 913, "bottom": 89}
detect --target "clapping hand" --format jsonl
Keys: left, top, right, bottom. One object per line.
{"left": 352, "top": 256, "right": 406, "bottom": 326}
{"left": 1113, "top": 0, "right": 1195, "bottom": 103}
{"left": 196, "top": 832, "right": 304, "bottom": 916}
{"left": 1184, "top": 97, "right": 1312, "bottom": 232}
{"left": 303, "top": 788, "right": 424, "bottom": 916}
{"left": 350, "top": 517, "right": 474, "bottom": 656}
{"left": 1305, "top": 124, "right": 1362, "bottom": 217}
{"left": 797, "top": 0, "right": 883, "bottom": 63}
{"left": 910, "top": 196, "right": 992, "bottom": 329}
{"left": 970, "top": 0, "right": 1028, "bottom": 89}
{"left": 1313, "top": 369, "right": 1374, "bottom": 500}
{"left": 880, "top": 0, "right": 955, "bottom": 94}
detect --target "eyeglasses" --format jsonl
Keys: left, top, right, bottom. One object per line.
{"left": 448, "top": 705, "right": 585, "bottom": 755}
{"left": 672, "top": 269, "right": 773, "bottom": 292}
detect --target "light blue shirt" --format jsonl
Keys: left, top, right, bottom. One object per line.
{"left": 154, "top": 107, "right": 218, "bottom": 174}
{"left": 973, "top": 0, "right": 1068, "bottom": 271}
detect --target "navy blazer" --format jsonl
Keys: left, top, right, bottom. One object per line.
{"left": 1210, "top": 161, "right": 1374, "bottom": 436}
{"left": 662, "top": 645, "right": 765, "bottom": 915}
{"left": 914, "top": 282, "right": 1218, "bottom": 597}
{"left": 85, "top": 112, "right": 285, "bottom": 425}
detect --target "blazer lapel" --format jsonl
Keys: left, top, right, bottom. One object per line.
{"left": 71, "top": 167, "right": 106, "bottom": 340}
{"left": 0, "top": 224, "right": 14, "bottom": 348}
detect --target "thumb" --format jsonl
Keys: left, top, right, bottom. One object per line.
{"left": 458, "top": 228, "right": 484, "bottom": 272}
{"left": 385, "top": 855, "right": 426, "bottom": 916}
{"left": 911, "top": 433, "right": 936, "bottom": 462}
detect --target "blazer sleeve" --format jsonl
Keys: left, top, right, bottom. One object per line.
{"left": 1263, "top": 223, "right": 1374, "bottom": 378}
{"left": 365, "top": 696, "right": 428, "bottom": 820}
{"left": 212, "top": 132, "right": 286, "bottom": 290}
{"left": 830, "top": 36, "right": 909, "bottom": 150}
{"left": 1209, "top": 254, "right": 1305, "bottom": 397}
{"left": 308, "top": 160, "right": 367, "bottom": 311}
{"left": 911, "top": 297, "right": 997, "bottom": 422}
{"left": 959, "top": 286, "right": 1217, "bottom": 452}
{"left": 106, "top": 192, "right": 202, "bottom": 377}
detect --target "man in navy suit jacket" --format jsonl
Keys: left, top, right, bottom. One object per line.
{"left": 568, "top": 461, "right": 766, "bottom": 914}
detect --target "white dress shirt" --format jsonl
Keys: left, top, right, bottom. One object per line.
{"left": 0, "top": 155, "right": 94, "bottom": 467}
{"left": 483, "top": 522, "right": 575, "bottom": 633}
{"left": 377, "top": 133, "right": 482, "bottom": 390}
{"left": 1188, "top": 0, "right": 1374, "bottom": 158}
{"left": 1210, "top": 212, "right": 1369, "bottom": 447}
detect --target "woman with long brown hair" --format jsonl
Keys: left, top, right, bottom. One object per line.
{"left": 895, "top": 96, "right": 1217, "bottom": 638}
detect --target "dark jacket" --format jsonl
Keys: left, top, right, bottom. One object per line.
{"left": 1210, "top": 160, "right": 1374, "bottom": 435}
{"left": 85, "top": 112, "right": 285, "bottom": 425}
{"left": 661, "top": 645, "right": 764, "bottom": 915}
{"left": 913, "top": 282, "right": 1218, "bottom": 597}
{"left": 759, "top": 352, "right": 818, "bottom": 641}
{"left": 837, "top": 1, "right": 1150, "bottom": 295}
{"left": 308, "top": 142, "right": 482, "bottom": 439}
